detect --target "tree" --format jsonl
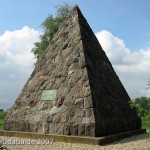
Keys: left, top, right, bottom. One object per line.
{"left": 130, "top": 96, "right": 150, "bottom": 118}
{"left": 129, "top": 79, "right": 150, "bottom": 118}
{"left": 0, "top": 111, "right": 7, "bottom": 119}
{"left": 32, "top": 3, "right": 72, "bottom": 61}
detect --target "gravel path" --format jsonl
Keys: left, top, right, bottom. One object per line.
{"left": 0, "top": 134, "right": 150, "bottom": 150}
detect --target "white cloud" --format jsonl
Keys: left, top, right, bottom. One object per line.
{"left": 0, "top": 26, "right": 40, "bottom": 109}
{"left": 0, "top": 26, "right": 40, "bottom": 68}
{"left": 0, "top": 99, "right": 9, "bottom": 104}
{"left": 96, "top": 30, "right": 150, "bottom": 98}
{"left": 0, "top": 99, "right": 4, "bottom": 104}
{"left": 0, "top": 27, "right": 150, "bottom": 109}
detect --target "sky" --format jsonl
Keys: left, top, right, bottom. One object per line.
{"left": 0, "top": 0, "right": 150, "bottom": 109}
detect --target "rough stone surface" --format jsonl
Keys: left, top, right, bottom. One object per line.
{"left": 4, "top": 5, "right": 141, "bottom": 137}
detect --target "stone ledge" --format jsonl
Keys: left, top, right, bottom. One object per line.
{"left": 0, "top": 129, "right": 146, "bottom": 145}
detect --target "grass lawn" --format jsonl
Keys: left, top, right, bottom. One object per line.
{"left": 142, "top": 117, "right": 150, "bottom": 132}
{"left": 142, "top": 118, "right": 150, "bottom": 141}
{"left": 0, "top": 119, "right": 4, "bottom": 130}
{"left": 0, "top": 111, "right": 7, "bottom": 130}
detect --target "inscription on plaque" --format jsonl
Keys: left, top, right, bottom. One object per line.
{"left": 41, "top": 90, "right": 57, "bottom": 101}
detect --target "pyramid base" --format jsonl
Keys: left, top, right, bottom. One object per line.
{"left": 0, "top": 129, "right": 146, "bottom": 145}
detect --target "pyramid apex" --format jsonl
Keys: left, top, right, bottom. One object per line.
{"left": 73, "top": 4, "right": 79, "bottom": 9}
{"left": 71, "top": 4, "right": 80, "bottom": 12}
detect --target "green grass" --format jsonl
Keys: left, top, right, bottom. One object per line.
{"left": 0, "top": 111, "right": 7, "bottom": 130}
{"left": 142, "top": 117, "right": 150, "bottom": 141}
{"left": 0, "top": 119, "right": 4, "bottom": 130}
{"left": 142, "top": 117, "right": 150, "bottom": 131}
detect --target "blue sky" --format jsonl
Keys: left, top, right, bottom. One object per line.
{"left": 1, "top": 0, "right": 150, "bottom": 50}
{"left": 0, "top": 0, "right": 150, "bottom": 109}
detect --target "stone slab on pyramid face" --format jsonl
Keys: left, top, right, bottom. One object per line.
{"left": 4, "top": 5, "right": 141, "bottom": 136}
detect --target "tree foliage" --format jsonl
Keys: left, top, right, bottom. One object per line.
{"left": 0, "top": 111, "right": 7, "bottom": 119}
{"left": 130, "top": 96, "right": 150, "bottom": 118}
{"left": 32, "top": 3, "right": 72, "bottom": 61}
{"left": 129, "top": 80, "right": 150, "bottom": 118}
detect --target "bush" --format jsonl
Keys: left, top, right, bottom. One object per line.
{"left": 130, "top": 96, "right": 150, "bottom": 118}
{"left": 0, "top": 111, "right": 7, "bottom": 120}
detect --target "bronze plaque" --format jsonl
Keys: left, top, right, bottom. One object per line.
{"left": 41, "top": 90, "right": 57, "bottom": 101}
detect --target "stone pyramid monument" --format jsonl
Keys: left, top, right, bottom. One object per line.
{"left": 5, "top": 5, "right": 141, "bottom": 137}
